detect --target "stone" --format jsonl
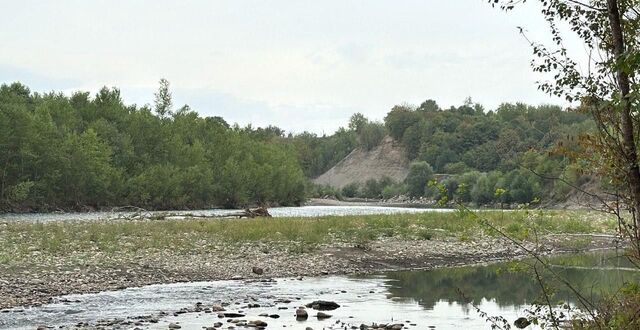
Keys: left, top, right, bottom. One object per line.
{"left": 252, "top": 267, "right": 264, "bottom": 275}
{"left": 168, "top": 323, "right": 181, "bottom": 329}
{"left": 223, "top": 313, "right": 246, "bottom": 318}
{"left": 212, "top": 305, "right": 226, "bottom": 312}
{"left": 514, "top": 317, "right": 531, "bottom": 329}
{"left": 295, "top": 308, "right": 308, "bottom": 320}
{"left": 249, "top": 320, "right": 268, "bottom": 327}
{"left": 316, "top": 312, "right": 332, "bottom": 319}
{"left": 306, "top": 300, "right": 341, "bottom": 311}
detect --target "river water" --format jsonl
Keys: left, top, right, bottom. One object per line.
{"left": 0, "top": 205, "right": 451, "bottom": 222}
{"left": 1, "top": 251, "right": 637, "bottom": 330}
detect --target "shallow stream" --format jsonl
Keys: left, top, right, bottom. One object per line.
{"left": 1, "top": 251, "right": 637, "bottom": 330}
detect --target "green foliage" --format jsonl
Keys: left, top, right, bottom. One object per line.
{"left": 362, "top": 176, "right": 394, "bottom": 198}
{"left": 382, "top": 183, "right": 407, "bottom": 199}
{"left": 358, "top": 122, "right": 386, "bottom": 151}
{"left": 289, "top": 128, "right": 357, "bottom": 178}
{"left": 348, "top": 112, "right": 368, "bottom": 132}
{"left": 341, "top": 182, "right": 360, "bottom": 198}
{"left": 308, "top": 184, "right": 342, "bottom": 200}
{"left": 406, "top": 161, "right": 434, "bottom": 197}
{"left": 382, "top": 100, "right": 591, "bottom": 174}
{"left": 154, "top": 78, "right": 173, "bottom": 118}
{"left": 384, "top": 105, "right": 420, "bottom": 140}
{"left": 361, "top": 100, "right": 595, "bottom": 205}
{"left": 0, "top": 82, "right": 306, "bottom": 211}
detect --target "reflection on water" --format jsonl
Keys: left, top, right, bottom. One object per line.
{"left": 384, "top": 250, "right": 640, "bottom": 310}
{"left": 0, "top": 205, "right": 449, "bottom": 222}
{"left": 0, "top": 251, "right": 637, "bottom": 330}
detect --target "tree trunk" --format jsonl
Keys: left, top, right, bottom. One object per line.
{"left": 606, "top": 0, "right": 640, "bottom": 248}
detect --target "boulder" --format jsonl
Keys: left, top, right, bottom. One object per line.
{"left": 306, "top": 300, "right": 341, "bottom": 311}
{"left": 316, "top": 312, "right": 332, "bottom": 319}
{"left": 295, "top": 308, "right": 308, "bottom": 320}
{"left": 514, "top": 317, "right": 531, "bottom": 329}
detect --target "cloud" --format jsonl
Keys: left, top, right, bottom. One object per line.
{"left": 0, "top": 0, "right": 564, "bottom": 134}
{"left": 0, "top": 65, "right": 81, "bottom": 93}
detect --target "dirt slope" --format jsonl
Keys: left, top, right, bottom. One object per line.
{"left": 313, "top": 136, "right": 410, "bottom": 188}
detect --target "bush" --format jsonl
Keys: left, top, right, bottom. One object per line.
{"left": 341, "top": 182, "right": 360, "bottom": 198}
{"left": 406, "top": 161, "right": 434, "bottom": 197}
{"left": 358, "top": 122, "right": 386, "bottom": 150}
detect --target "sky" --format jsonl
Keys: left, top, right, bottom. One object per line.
{"left": 0, "top": 0, "right": 580, "bottom": 134}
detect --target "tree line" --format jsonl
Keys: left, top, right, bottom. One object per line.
{"left": 0, "top": 81, "right": 306, "bottom": 212}
{"left": 1, "top": 79, "right": 595, "bottom": 211}
{"left": 299, "top": 99, "right": 595, "bottom": 206}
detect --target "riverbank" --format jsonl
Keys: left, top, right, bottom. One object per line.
{"left": 305, "top": 197, "right": 596, "bottom": 210}
{"left": 0, "top": 210, "right": 618, "bottom": 310}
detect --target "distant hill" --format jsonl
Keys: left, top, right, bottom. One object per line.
{"left": 313, "top": 136, "right": 409, "bottom": 189}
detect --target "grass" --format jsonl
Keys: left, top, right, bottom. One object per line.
{"left": 0, "top": 209, "right": 617, "bottom": 265}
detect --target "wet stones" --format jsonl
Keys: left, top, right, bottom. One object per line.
{"left": 514, "top": 317, "right": 531, "bottom": 329}
{"left": 359, "top": 323, "right": 405, "bottom": 330}
{"left": 316, "top": 311, "right": 332, "bottom": 319}
{"left": 306, "top": 300, "right": 340, "bottom": 310}
{"left": 248, "top": 319, "right": 268, "bottom": 327}
{"left": 223, "top": 312, "right": 246, "bottom": 318}
{"left": 295, "top": 307, "right": 308, "bottom": 320}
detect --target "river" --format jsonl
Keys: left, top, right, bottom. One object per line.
{"left": 1, "top": 250, "right": 637, "bottom": 330}
{"left": 0, "top": 205, "right": 452, "bottom": 222}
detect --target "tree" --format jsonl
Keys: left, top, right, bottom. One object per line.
{"left": 406, "top": 161, "right": 434, "bottom": 197}
{"left": 154, "top": 78, "right": 173, "bottom": 118}
{"left": 348, "top": 112, "right": 368, "bottom": 132}
{"left": 384, "top": 105, "right": 419, "bottom": 141}
{"left": 341, "top": 182, "right": 360, "bottom": 198}
{"left": 358, "top": 122, "right": 385, "bottom": 150}
{"left": 416, "top": 99, "right": 440, "bottom": 113}
{"left": 490, "top": 0, "right": 640, "bottom": 326}
{"left": 491, "top": 0, "right": 640, "bottom": 257}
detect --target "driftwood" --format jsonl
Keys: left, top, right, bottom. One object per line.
{"left": 242, "top": 206, "right": 272, "bottom": 218}
{"left": 111, "top": 206, "right": 271, "bottom": 221}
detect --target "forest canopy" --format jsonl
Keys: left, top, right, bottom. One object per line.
{"left": 295, "top": 99, "right": 595, "bottom": 205}
{"left": 0, "top": 82, "right": 306, "bottom": 211}
{"left": 0, "top": 81, "right": 594, "bottom": 211}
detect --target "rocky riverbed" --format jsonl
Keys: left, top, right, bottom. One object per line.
{"left": 0, "top": 232, "right": 617, "bottom": 311}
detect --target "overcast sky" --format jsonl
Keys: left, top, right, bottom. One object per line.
{"left": 0, "top": 0, "right": 575, "bottom": 134}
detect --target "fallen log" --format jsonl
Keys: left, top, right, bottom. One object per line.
{"left": 111, "top": 206, "right": 272, "bottom": 221}
{"left": 242, "top": 206, "right": 272, "bottom": 218}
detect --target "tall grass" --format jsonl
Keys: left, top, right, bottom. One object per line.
{"left": 0, "top": 210, "right": 616, "bottom": 264}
